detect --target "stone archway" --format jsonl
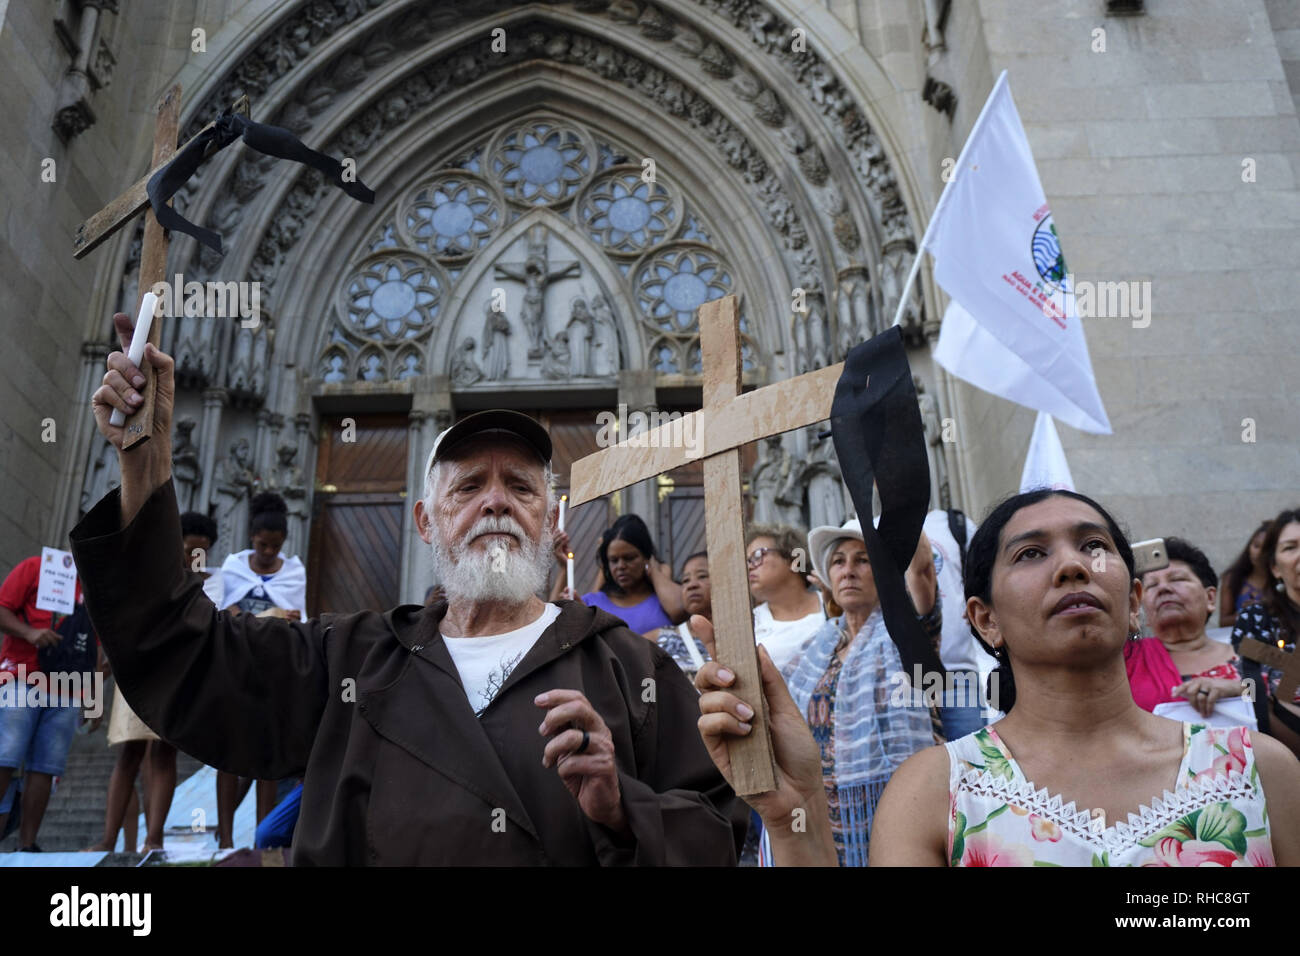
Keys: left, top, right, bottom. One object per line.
{"left": 70, "top": 0, "right": 959, "bottom": 597}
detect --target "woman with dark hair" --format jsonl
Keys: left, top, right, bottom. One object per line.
{"left": 579, "top": 514, "right": 686, "bottom": 637}
{"left": 695, "top": 489, "right": 1300, "bottom": 866}
{"left": 654, "top": 551, "right": 712, "bottom": 681}
{"left": 217, "top": 492, "right": 308, "bottom": 842}
{"left": 1220, "top": 521, "right": 1272, "bottom": 629}
{"left": 1231, "top": 508, "right": 1300, "bottom": 758}
{"left": 220, "top": 493, "right": 306, "bottom": 621}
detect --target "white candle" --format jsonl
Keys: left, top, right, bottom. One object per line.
{"left": 558, "top": 494, "right": 568, "bottom": 532}
{"left": 566, "top": 551, "right": 575, "bottom": 599}
{"left": 109, "top": 292, "right": 160, "bottom": 428}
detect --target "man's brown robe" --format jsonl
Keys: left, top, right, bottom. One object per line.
{"left": 69, "top": 480, "right": 747, "bottom": 865}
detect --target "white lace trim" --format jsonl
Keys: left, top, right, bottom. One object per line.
{"left": 955, "top": 767, "right": 1264, "bottom": 852}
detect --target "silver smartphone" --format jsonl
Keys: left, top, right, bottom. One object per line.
{"left": 1131, "top": 538, "right": 1169, "bottom": 576}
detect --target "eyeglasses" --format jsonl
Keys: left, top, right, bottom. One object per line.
{"left": 746, "top": 547, "right": 780, "bottom": 569}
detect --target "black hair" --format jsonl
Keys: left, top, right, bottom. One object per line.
{"left": 1260, "top": 508, "right": 1300, "bottom": 643}
{"left": 180, "top": 511, "right": 218, "bottom": 546}
{"left": 1221, "top": 520, "right": 1271, "bottom": 608}
{"left": 249, "top": 491, "right": 289, "bottom": 538}
{"left": 680, "top": 550, "right": 709, "bottom": 577}
{"left": 963, "top": 488, "right": 1136, "bottom": 713}
{"left": 1160, "top": 537, "right": 1218, "bottom": 591}
{"left": 597, "top": 514, "right": 658, "bottom": 595}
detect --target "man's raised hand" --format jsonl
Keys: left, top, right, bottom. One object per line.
{"left": 91, "top": 311, "right": 176, "bottom": 525}
{"left": 91, "top": 312, "right": 175, "bottom": 454}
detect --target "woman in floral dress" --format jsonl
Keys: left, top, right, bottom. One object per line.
{"left": 694, "top": 489, "right": 1300, "bottom": 866}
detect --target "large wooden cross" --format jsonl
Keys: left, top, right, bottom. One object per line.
{"left": 570, "top": 295, "right": 844, "bottom": 795}
{"left": 73, "top": 84, "right": 250, "bottom": 450}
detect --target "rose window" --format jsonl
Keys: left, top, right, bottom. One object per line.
{"left": 490, "top": 122, "right": 590, "bottom": 205}
{"left": 401, "top": 175, "right": 499, "bottom": 259}
{"left": 635, "top": 245, "right": 734, "bottom": 332}
{"left": 343, "top": 255, "right": 441, "bottom": 340}
{"left": 580, "top": 170, "right": 676, "bottom": 254}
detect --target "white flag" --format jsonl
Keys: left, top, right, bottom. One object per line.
{"left": 1020, "top": 411, "right": 1075, "bottom": 492}
{"left": 927, "top": 71, "right": 1111, "bottom": 435}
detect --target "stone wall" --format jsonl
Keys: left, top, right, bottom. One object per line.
{"left": 0, "top": 2, "right": 218, "bottom": 568}
{"left": 845, "top": 0, "right": 1300, "bottom": 581}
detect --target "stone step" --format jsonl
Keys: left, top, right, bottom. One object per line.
{"left": 2, "top": 679, "right": 211, "bottom": 852}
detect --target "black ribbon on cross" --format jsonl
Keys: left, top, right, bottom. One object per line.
{"left": 146, "top": 107, "right": 376, "bottom": 255}
{"left": 829, "top": 326, "right": 946, "bottom": 681}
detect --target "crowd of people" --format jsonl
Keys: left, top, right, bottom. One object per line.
{"left": 0, "top": 491, "right": 310, "bottom": 853}
{"left": 523, "top": 481, "right": 1300, "bottom": 865}
{"left": 0, "top": 314, "right": 1296, "bottom": 866}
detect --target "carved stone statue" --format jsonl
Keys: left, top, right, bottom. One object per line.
{"left": 80, "top": 435, "right": 120, "bottom": 516}
{"left": 590, "top": 293, "right": 621, "bottom": 377}
{"left": 452, "top": 336, "right": 485, "bottom": 387}
{"left": 212, "top": 438, "right": 256, "bottom": 564}
{"left": 493, "top": 226, "right": 580, "bottom": 357}
{"left": 273, "top": 442, "right": 305, "bottom": 492}
{"left": 881, "top": 242, "right": 921, "bottom": 330}
{"left": 171, "top": 418, "right": 201, "bottom": 510}
{"left": 480, "top": 299, "right": 511, "bottom": 380}
{"left": 215, "top": 438, "right": 254, "bottom": 492}
{"left": 915, "top": 376, "right": 951, "bottom": 509}
{"left": 801, "top": 425, "right": 849, "bottom": 531}
{"left": 566, "top": 298, "right": 594, "bottom": 377}
{"left": 541, "top": 330, "right": 571, "bottom": 380}
{"left": 750, "top": 435, "right": 803, "bottom": 527}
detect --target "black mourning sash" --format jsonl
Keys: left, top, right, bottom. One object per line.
{"left": 829, "top": 327, "right": 945, "bottom": 681}
{"left": 147, "top": 108, "right": 376, "bottom": 255}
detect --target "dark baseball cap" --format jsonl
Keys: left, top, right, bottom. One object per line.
{"left": 423, "top": 410, "right": 552, "bottom": 481}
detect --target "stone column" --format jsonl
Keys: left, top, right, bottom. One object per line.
{"left": 616, "top": 370, "right": 657, "bottom": 530}
{"left": 55, "top": 341, "right": 111, "bottom": 538}
{"left": 196, "top": 387, "right": 227, "bottom": 511}
{"left": 401, "top": 404, "right": 444, "bottom": 604}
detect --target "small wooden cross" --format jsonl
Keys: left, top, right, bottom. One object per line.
{"left": 570, "top": 295, "right": 844, "bottom": 795}
{"left": 73, "top": 85, "right": 250, "bottom": 450}
{"left": 1239, "top": 638, "right": 1300, "bottom": 706}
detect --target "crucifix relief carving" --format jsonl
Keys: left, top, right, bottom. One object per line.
{"left": 493, "top": 225, "right": 580, "bottom": 359}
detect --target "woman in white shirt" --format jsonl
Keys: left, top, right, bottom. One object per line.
{"left": 746, "top": 525, "right": 826, "bottom": 670}
{"left": 217, "top": 491, "right": 308, "bottom": 845}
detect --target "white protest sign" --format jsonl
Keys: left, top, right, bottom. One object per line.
{"left": 36, "top": 547, "right": 78, "bottom": 615}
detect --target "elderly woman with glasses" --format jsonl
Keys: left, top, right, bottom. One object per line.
{"left": 745, "top": 524, "right": 826, "bottom": 670}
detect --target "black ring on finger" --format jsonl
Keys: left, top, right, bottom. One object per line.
{"left": 576, "top": 729, "right": 589, "bottom": 754}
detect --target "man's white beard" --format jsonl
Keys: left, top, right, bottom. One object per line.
{"left": 430, "top": 514, "right": 553, "bottom": 605}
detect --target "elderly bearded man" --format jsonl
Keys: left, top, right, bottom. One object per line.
{"left": 70, "top": 313, "right": 748, "bottom": 865}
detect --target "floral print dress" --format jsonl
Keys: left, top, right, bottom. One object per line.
{"left": 946, "top": 723, "right": 1274, "bottom": 866}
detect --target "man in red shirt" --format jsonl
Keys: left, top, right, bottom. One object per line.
{"left": 0, "top": 556, "right": 90, "bottom": 851}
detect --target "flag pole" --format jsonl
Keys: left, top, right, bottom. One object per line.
{"left": 891, "top": 70, "right": 1011, "bottom": 328}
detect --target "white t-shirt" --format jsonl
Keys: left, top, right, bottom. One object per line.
{"left": 201, "top": 570, "right": 224, "bottom": 606}
{"left": 922, "top": 509, "right": 996, "bottom": 677}
{"left": 441, "top": 603, "right": 561, "bottom": 716}
{"left": 753, "top": 595, "right": 826, "bottom": 670}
